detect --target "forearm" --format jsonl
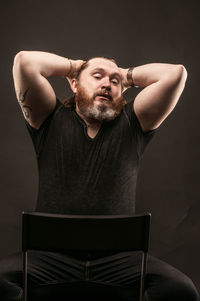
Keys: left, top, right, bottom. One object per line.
{"left": 131, "top": 63, "right": 187, "bottom": 87}
{"left": 120, "top": 63, "right": 187, "bottom": 89}
{"left": 13, "top": 50, "right": 72, "bottom": 78}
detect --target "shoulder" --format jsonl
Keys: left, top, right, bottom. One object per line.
{"left": 124, "top": 99, "right": 155, "bottom": 136}
{"left": 25, "top": 97, "right": 72, "bottom": 134}
{"left": 123, "top": 99, "right": 142, "bottom": 131}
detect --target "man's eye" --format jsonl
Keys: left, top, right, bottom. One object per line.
{"left": 111, "top": 79, "right": 119, "bottom": 85}
{"left": 93, "top": 74, "right": 102, "bottom": 79}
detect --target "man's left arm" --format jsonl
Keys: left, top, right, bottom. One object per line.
{"left": 120, "top": 63, "right": 187, "bottom": 132}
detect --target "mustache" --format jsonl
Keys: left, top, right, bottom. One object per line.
{"left": 94, "top": 90, "right": 112, "bottom": 101}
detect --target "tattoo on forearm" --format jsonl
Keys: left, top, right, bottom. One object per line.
{"left": 17, "top": 88, "right": 32, "bottom": 120}
{"left": 18, "top": 88, "right": 30, "bottom": 103}
{"left": 22, "top": 104, "right": 32, "bottom": 120}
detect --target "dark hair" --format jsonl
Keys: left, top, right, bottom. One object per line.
{"left": 62, "top": 56, "right": 118, "bottom": 108}
{"left": 62, "top": 95, "right": 76, "bottom": 108}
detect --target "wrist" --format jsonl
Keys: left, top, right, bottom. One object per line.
{"left": 66, "top": 58, "right": 73, "bottom": 77}
{"left": 126, "top": 67, "right": 135, "bottom": 87}
{"left": 119, "top": 67, "right": 137, "bottom": 90}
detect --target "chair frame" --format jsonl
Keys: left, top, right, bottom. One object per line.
{"left": 22, "top": 212, "right": 151, "bottom": 301}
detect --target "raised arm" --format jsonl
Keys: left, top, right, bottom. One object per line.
{"left": 12, "top": 51, "right": 84, "bottom": 129}
{"left": 119, "top": 63, "right": 187, "bottom": 132}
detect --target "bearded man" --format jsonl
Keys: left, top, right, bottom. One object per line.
{"left": 0, "top": 51, "right": 198, "bottom": 301}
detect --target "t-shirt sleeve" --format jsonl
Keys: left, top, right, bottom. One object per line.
{"left": 25, "top": 98, "right": 62, "bottom": 157}
{"left": 124, "top": 99, "right": 156, "bottom": 158}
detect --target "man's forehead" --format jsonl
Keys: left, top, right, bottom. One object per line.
{"left": 87, "top": 58, "right": 119, "bottom": 72}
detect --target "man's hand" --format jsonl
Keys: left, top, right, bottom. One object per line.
{"left": 66, "top": 59, "right": 86, "bottom": 82}
{"left": 118, "top": 67, "right": 130, "bottom": 92}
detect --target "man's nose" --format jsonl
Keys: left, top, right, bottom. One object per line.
{"left": 101, "top": 77, "right": 111, "bottom": 91}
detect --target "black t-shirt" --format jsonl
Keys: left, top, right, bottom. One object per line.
{"left": 26, "top": 98, "right": 155, "bottom": 215}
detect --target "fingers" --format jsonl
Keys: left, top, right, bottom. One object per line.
{"left": 66, "top": 59, "right": 86, "bottom": 80}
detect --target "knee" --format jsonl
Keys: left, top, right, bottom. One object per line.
{"left": 0, "top": 275, "right": 23, "bottom": 301}
{"left": 147, "top": 274, "right": 199, "bottom": 301}
{"left": 0, "top": 253, "right": 23, "bottom": 301}
{"left": 172, "top": 276, "right": 199, "bottom": 301}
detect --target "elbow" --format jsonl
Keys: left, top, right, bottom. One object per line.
{"left": 175, "top": 64, "right": 188, "bottom": 84}
{"left": 13, "top": 51, "right": 37, "bottom": 78}
{"left": 13, "top": 51, "right": 29, "bottom": 68}
{"left": 13, "top": 51, "right": 33, "bottom": 73}
{"left": 164, "top": 64, "right": 188, "bottom": 88}
{"left": 163, "top": 64, "right": 188, "bottom": 86}
{"left": 14, "top": 50, "right": 26, "bottom": 61}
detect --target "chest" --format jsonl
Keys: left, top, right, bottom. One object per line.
{"left": 87, "top": 126, "right": 101, "bottom": 139}
{"left": 54, "top": 117, "right": 135, "bottom": 168}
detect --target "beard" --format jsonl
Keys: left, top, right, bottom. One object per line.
{"left": 75, "top": 84, "right": 126, "bottom": 122}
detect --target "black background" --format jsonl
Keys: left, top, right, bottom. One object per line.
{"left": 0, "top": 0, "right": 199, "bottom": 292}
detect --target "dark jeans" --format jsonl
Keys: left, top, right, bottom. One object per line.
{"left": 0, "top": 251, "right": 199, "bottom": 301}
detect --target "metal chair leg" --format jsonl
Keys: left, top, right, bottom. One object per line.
{"left": 140, "top": 252, "right": 147, "bottom": 301}
{"left": 23, "top": 251, "right": 28, "bottom": 301}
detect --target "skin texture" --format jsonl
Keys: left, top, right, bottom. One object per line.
{"left": 12, "top": 51, "right": 187, "bottom": 134}
{"left": 69, "top": 58, "right": 127, "bottom": 137}
{"left": 131, "top": 63, "right": 187, "bottom": 131}
{"left": 75, "top": 82, "right": 125, "bottom": 121}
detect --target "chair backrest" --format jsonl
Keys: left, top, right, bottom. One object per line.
{"left": 22, "top": 212, "right": 151, "bottom": 252}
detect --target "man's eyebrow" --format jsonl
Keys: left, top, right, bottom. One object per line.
{"left": 92, "top": 68, "right": 122, "bottom": 81}
{"left": 111, "top": 72, "right": 122, "bottom": 81}
{"left": 92, "top": 68, "right": 106, "bottom": 73}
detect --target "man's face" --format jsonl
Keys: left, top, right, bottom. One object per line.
{"left": 74, "top": 58, "right": 125, "bottom": 122}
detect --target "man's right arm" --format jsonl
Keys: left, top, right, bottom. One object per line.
{"left": 12, "top": 51, "right": 83, "bottom": 129}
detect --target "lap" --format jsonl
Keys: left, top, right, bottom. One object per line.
{"left": 146, "top": 255, "right": 199, "bottom": 301}
{"left": 0, "top": 251, "right": 199, "bottom": 301}
{"left": 89, "top": 252, "right": 199, "bottom": 300}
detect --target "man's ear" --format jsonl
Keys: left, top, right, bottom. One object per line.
{"left": 67, "top": 78, "right": 78, "bottom": 93}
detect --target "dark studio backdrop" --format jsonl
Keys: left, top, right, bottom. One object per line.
{"left": 0, "top": 0, "right": 199, "bottom": 292}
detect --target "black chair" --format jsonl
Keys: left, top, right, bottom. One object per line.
{"left": 22, "top": 212, "right": 151, "bottom": 301}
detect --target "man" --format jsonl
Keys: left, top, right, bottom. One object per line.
{"left": 0, "top": 51, "right": 198, "bottom": 301}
